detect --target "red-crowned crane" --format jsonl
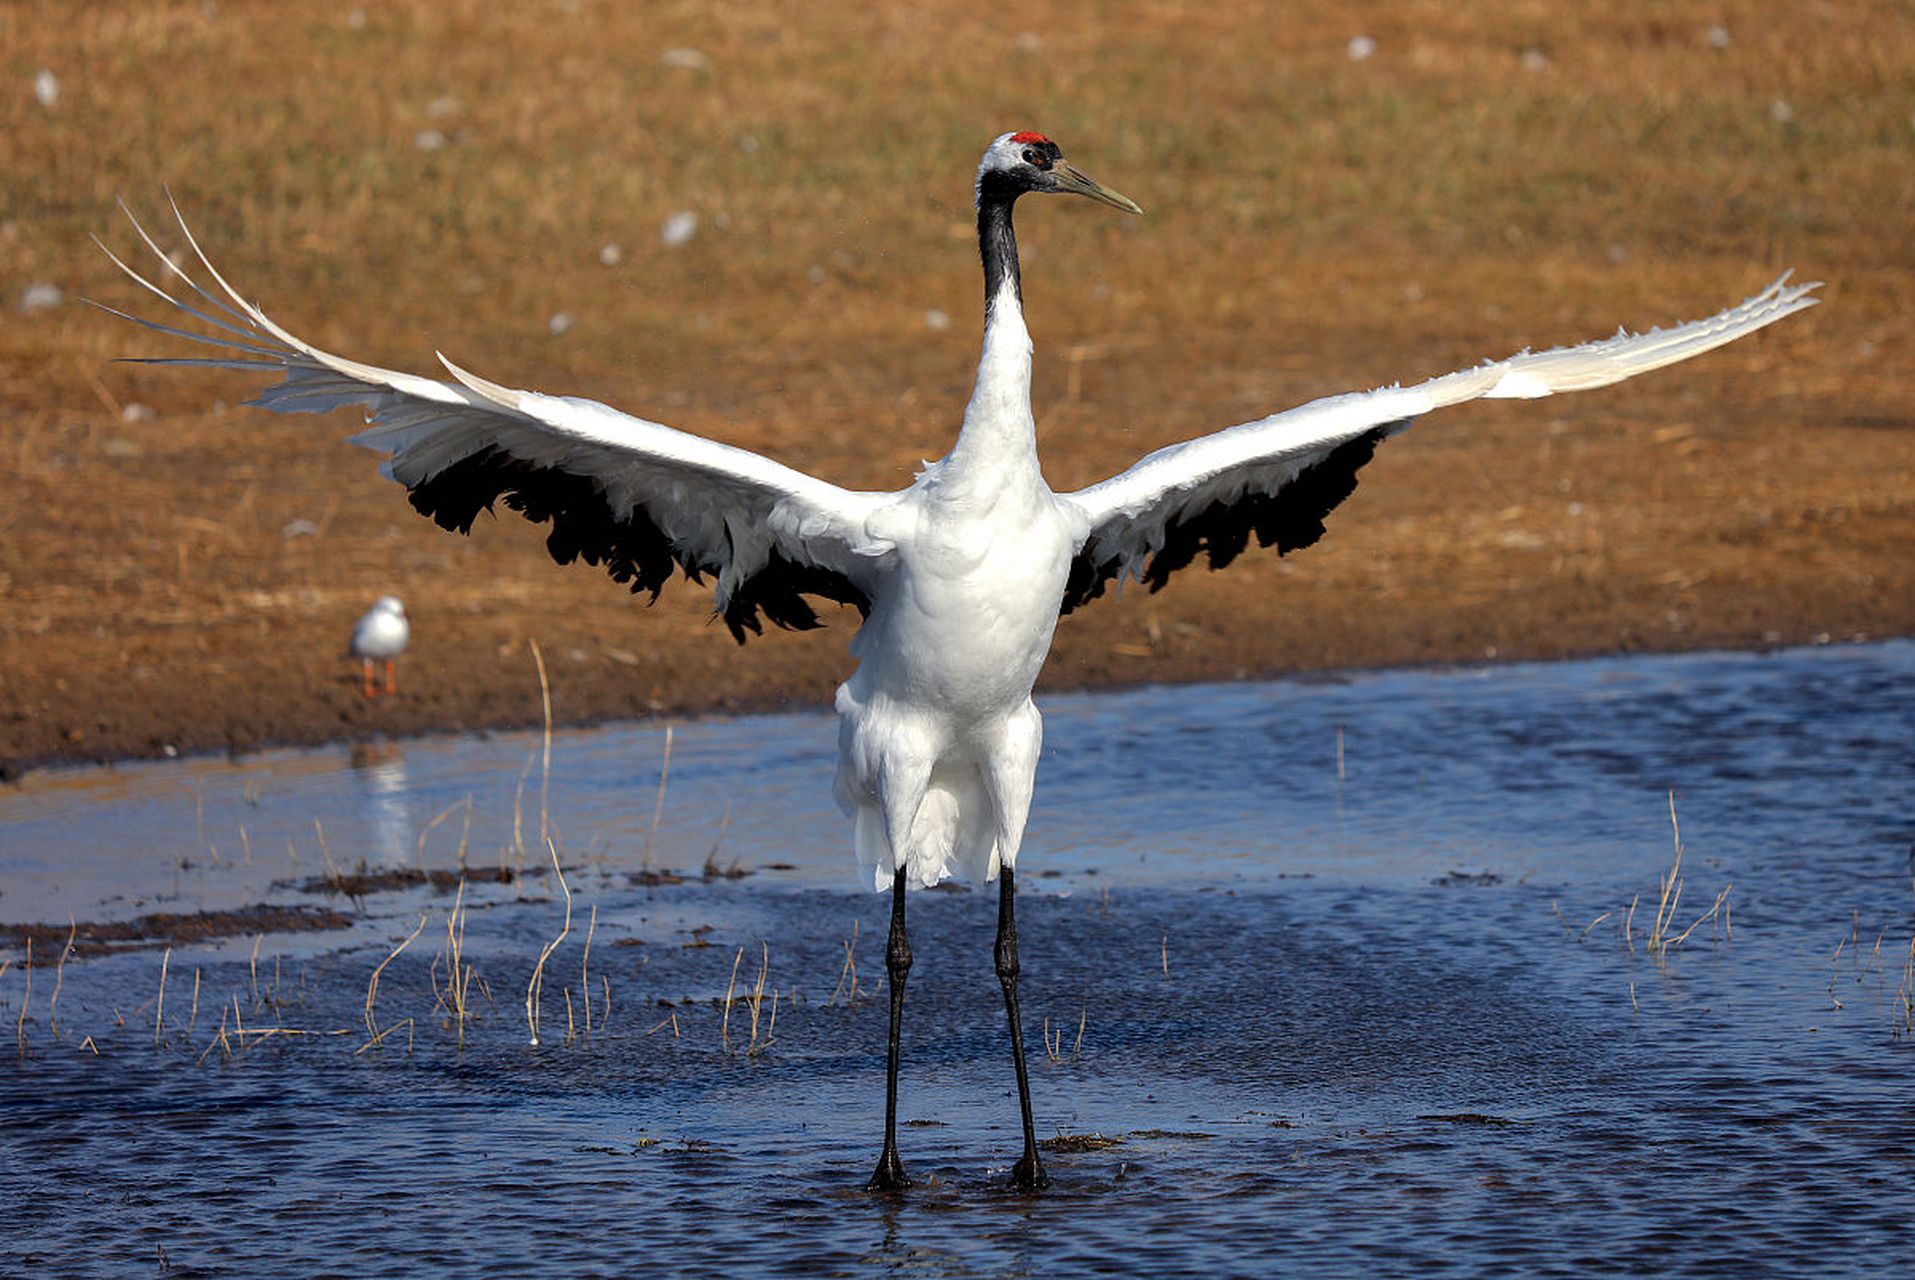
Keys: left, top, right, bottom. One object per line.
{"left": 100, "top": 131, "right": 1818, "bottom": 1192}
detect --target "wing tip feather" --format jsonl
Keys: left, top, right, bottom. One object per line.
{"left": 436, "top": 351, "right": 524, "bottom": 412}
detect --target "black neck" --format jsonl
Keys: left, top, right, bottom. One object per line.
{"left": 976, "top": 171, "right": 1024, "bottom": 312}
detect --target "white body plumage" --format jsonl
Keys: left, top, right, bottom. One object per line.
{"left": 835, "top": 286, "right": 1078, "bottom": 889}
{"left": 349, "top": 596, "right": 410, "bottom": 661}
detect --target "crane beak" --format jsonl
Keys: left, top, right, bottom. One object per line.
{"left": 1049, "top": 160, "right": 1144, "bottom": 215}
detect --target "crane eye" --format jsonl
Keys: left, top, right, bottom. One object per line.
{"left": 1020, "top": 148, "right": 1043, "bottom": 167}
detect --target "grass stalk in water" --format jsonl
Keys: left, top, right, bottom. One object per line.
{"left": 154, "top": 946, "right": 170, "bottom": 1049}
{"left": 525, "top": 839, "right": 573, "bottom": 1046}
{"left": 829, "top": 919, "right": 860, "bottom": 1007}
{"left": 15, "top": 939, "right": 30, "bottom": 1053}
{"left": 49, "top": 920, "right": 75, "bottom": 1039}
{"left": 745, "top": 942, "right": 773, "bottom": 1056}
{"left": 580, "top": 903, "right": 597, "bottom": 1041}
{"left": 364, "top": 913, "right": 428, "bottom": 1048}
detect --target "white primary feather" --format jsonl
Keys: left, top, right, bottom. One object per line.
{"left": 100, "top": 201, "right": 893, "bottom": 622}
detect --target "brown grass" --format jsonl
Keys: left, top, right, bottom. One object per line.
{"left": 2, "top": 0, "right": 1910, "bottom": 768}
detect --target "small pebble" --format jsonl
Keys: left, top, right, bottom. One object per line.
{"left": 548, "top": 311, "right": 576, "bottom": 336}
{"left": 413, "top": 128, "right": 447, "bottom": 151}
{"left": 1347, "top": 35, "right": 1376, "bottom": 61}
{"left": 19, "top": 282, "right": 63, "bottom": 314}
{"left": 660, "top": 48, "right": 710, "bottom": 71}
{"left": 599, "top": 243, "right": 623, "bottom": 267}
{"left": 660, "top": 211, "right": 698, "bottom": 247}
{"left": 33, "top": 68, "right": 58, "bottom": 109}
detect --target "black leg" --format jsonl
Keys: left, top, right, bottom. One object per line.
{"left": 867, "top": 866, "right": 912, "bottom": 1192}
{"left": 995, "top": 867, "right": 1048, "bottom": 1191}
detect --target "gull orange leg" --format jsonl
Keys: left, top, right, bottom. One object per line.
{"left": 360, "top": 658, "right": 376, "bottom": 700}
{"left": 383, "top": 659, "right": 397, "bottom": 696}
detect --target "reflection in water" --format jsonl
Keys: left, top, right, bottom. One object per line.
{"left": 348, "top": 741, "right": 412, "bottom": 865}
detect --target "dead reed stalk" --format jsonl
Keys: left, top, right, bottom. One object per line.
{"left": 1666, "top": 884, "right": 1734, "bottom": 949}
{"left": 829, "top": 919, "right": 860, "bottom": 1006}
{"left": 15, "top": 939, "right": 30, "bottom": 1052}
{"left": 721, "top": 945, "right": 743, "bottom": 1054}
{"left": 154, "top": 946, "right": 171, "bottom": 1048}
{"left": 195, "top": 1006, "right": 232, "bottom": 1066}
{"left": 49, "top": 920, "right": 75, "bottom": 1038}
{"left": 1898, "top": 938, "right": 1915, "bottom": 1035}
{"left": 416, "top": 797, "right": 472, "bottom": 861}
{"left": 434, "top": 879, "right": 475, "bottom": 1044}
{"left": 364, "top": 913, "right": 428, "bottom": 1047}
{"left": 580, "top": 903, "right": 597, "bottom": 1040}
{"left": 525, "top": 839, "right": 573, "bottom": 1046}
{"left": 1644, "top": 791, "right": 1732, "bottom": 958}
{"left": 354, "top": 1018, "right": 415, "bottom": 1057}
{"left": 1042, "top": 1008, "right": 1088, "bottom": 1063}
{"left": 313, "top": 819, "right": 345, "bottom": 897}
{"left": 249, "top": 934, "right": 263, "bottom": 1008}
{"left": 1648, "top": 791, "right": 1684, "bottom": 956}
{"left": 703, "top": 802, "right": 735, "bottom": 878}
{"left": 744, "top": 942, "right": 772, "bottom": 1056}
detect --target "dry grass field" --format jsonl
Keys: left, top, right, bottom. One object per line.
{"left": 2, "top": 0, "right": 1909, "bottom": 772}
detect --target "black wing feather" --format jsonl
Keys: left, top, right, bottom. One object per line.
{"left": 406, "top": 447, "right": 870, "bottom": 643}
{"left": 1060, "top": 425, "right": 1391, "bottom": 614}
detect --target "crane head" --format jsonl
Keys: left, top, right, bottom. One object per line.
{"left": 976, "top": 132, "right": 1143, "bottom": 215}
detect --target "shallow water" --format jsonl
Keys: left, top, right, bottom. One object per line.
{"left": 3, "top": 642, "right": 1912, "bottom": 1276}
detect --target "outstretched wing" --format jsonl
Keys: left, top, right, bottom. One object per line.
{"left": 1058, "top": 275, "right": 1819, "bottom": 612}
{"left": 96, "top": 202, "right": 894, "bottom": 642}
